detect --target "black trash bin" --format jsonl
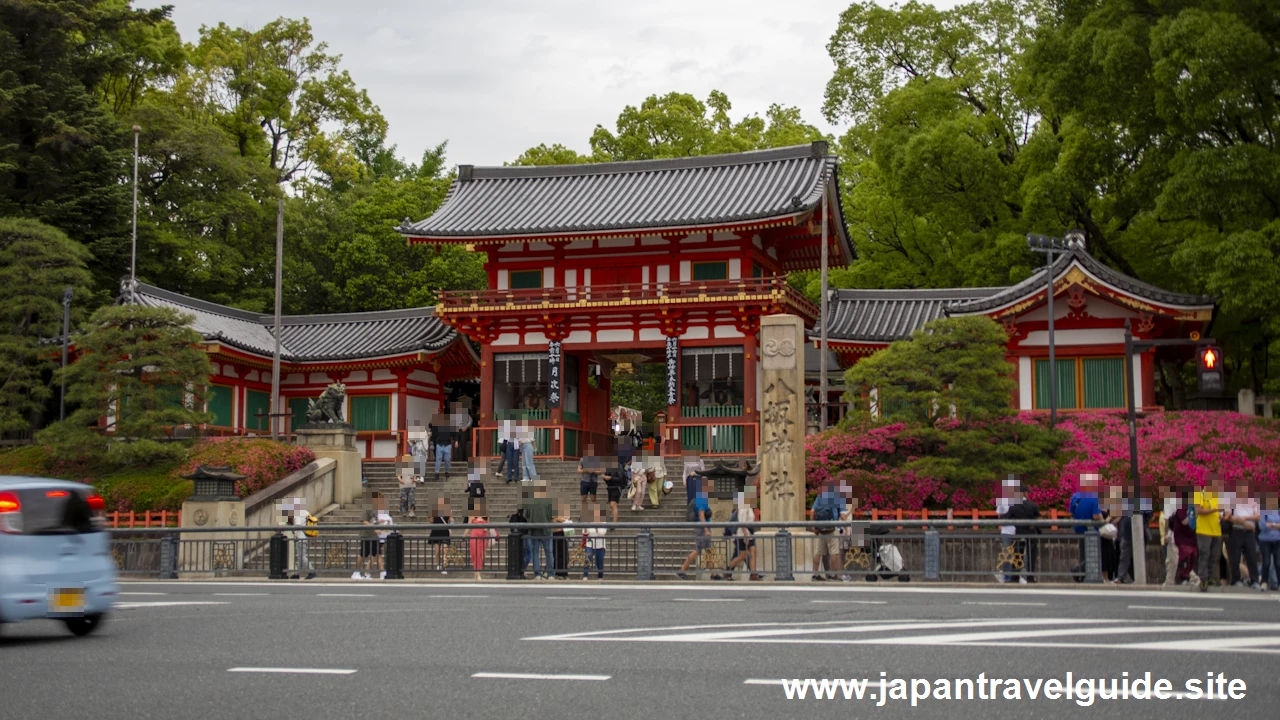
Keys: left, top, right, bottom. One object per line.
{"left": 385, "top": 531, "right": 405, "bottom": 579}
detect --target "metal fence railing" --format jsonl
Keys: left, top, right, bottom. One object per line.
{"left": 106, "top": 519, "right": 1120, "bottom": 583}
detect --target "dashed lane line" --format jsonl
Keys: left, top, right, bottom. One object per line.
{"left": 472, "top": 672, "right": 610, "bottom": 681}
{"left": 229, "top": 668, "right": 356, "bottom": 675}
{"left": 1128, "top": 605, "right": 1224, "bottom": 612}
{"left": 962, "top": 601, "right": 1048, "bottom": 607}
{"left": 812, "top": 600, "right": 887, "bottom": 605}
{"left": 116, "top": 601, "right": 228, "bottom": 609}
{"left": 673, "top": 598, "right": 744, "bottom": 603}
{"left": 317, "top": 593, "right": 377, "bottom": 598}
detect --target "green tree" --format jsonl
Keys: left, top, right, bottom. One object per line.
{"left": 0, "top": 218, "right": 94, "bottom": 431}
{"left": 510, "top": 143, "right": 596, "bottom": 167}
{"left": 844, "top": 316, "right": 1015, "bottom": 424}
{"left": 40, "top": 304, "right": 213, "bottom": 465}
{"left": 181, "top": 17, "right": 388, "bottom": 187}
{"left": 0, "top": 0, "right": 171, "bottom": 293}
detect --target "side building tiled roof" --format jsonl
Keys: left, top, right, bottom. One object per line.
{"left": 949, "top": 247, "right": 1215, "bottom": 315}
{"left": 816, "top": 288, "right": 1005, "bottom": 344}
{"left": 399, "top": 142, "right": 853, "bottom": 256}
{"left": 128, "top": 284, "right": 458, "bottom": 363}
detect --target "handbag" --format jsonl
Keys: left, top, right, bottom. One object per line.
{"left": 1099, "top": 522, "right": 1118, "bottom": 540}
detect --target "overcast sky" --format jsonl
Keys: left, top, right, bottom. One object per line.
{"left": 143, "top": 1, "right": 957, "bottom": 169}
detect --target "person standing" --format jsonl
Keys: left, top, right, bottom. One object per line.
{"left": 810, "top": 478, "right": 848, "bottom": 581}
{"left": 1069, "top": 474, "right": 1104, "bottom": 579}
{"left": 682, "top": 451, "right": 704, "bottom": 505}
{"left": 1194, "top": 477, "right": 1226, "bottom": 592}
{"left": 508, "top": 504, "right": 531, "bottom": 575}
{"left": 465, "top": 459, "right": 487, "bottom": 513}
{"left": 581, "top": 504, "right": 607, "bottom": 580}
{"left": 374, "top": 496, "right": 393, "bottom": 580}
{"left": 524, "top": 482, "right": 555, "bottom": 579}
{"left": 1258, "top": 493, "right": 1280, "bottom": 592}
{"left": 467, "top": 511, "right": 496, "bottom": 581}
{"left": 431, "top": 416, "right": 458, "bottom": 482}
{"left": 290, "top": 500, "right": 316, "bottom": 580}
{"left": 644, "top": 450, "right": 664, "bottom": 509}
{"left": 519, "top": 424, "right": 538, "bottom": 482}
{"left": 1004, "top": 486, "right": 1041, "bottom": 584}
{"left": 994, "top": 477, "right": 1017, "bottom": 583}
{"left": 1169, "top": 488, "right": 1199, "bottom": 585}
{"left": 553, "top": 505, "right": 573, "bottom": 580}
{"left": 722, "top": 492, "right": 760, "bottom": 581}
{"left": 356, "top": 492, "right": 381, "bottom": 580}
{"left": 428, "top": 496, "right": 453, "bottom": 574}
{"left": 408, "top": 421, "right": 429, "bottom": 479}
{"left": 1226, "top": 483, "right": 1262, "bottom": 589}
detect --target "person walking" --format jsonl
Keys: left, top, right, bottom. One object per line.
{"left": 721, "top": 492, "right": 761, "bottom": 581}
{"left": 682, "top": 451, "right": 704, "bottom": 505}
{"left": 467, "top": 511, "right": 496, "bottom": 581}
{"left": 603, "top": 465, "right": 626, "bottom": 523}
{"left": 397, "top": 455, "right": 417, "bottom": 518}
{"left": 409, "top": 421, "right": 429, "bottom": 479}
{"left": 503, "top": 421, "right": 520, "bottom": 483}
{"left": 578, "top": 447, "right": 601, "bottom": 511}
{"left": 628, "top": 459, "right": 648, "bottom": 512}
{"left": 524, "top": 482, "right": 555, "bottom": 579}
{"left": 644, "top": 450, "right": 664, "bottom": 509}
{"left": 677, "top": 485, "right": 713, "bottom": 580}
{"left": 581, "top": 504, "right": 607, "bottom": 580}
{"left": 1194, "top": 477, "right": 1226, "bottom": 592}
{"left": 1258, "top": 493, "right": 1280, "bottom": 592}
{"left": 429, "top": 496, "right": 453, "bottom": 574}
{"left": 1226, "top": 483, "right": 1262, "bottom": 590}
{"left": 465, "top": 459, "right": 487, "bottom": 513}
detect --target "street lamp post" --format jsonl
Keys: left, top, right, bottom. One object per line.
{"left": 1026, "top": 231, "right": 1081, "bottom": 428}
{"left": 60, "top": 286, "right": 73, "bottom": 422}
{"left": 130, "top": 125, "right": 140, "bottom": 286}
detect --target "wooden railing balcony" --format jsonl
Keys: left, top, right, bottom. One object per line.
{"left": 437, "top": 276, "right": 819, "bottom": 320}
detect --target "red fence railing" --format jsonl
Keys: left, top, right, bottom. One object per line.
{"left": 105, "top": 510, "right": 182, "bottom": 528}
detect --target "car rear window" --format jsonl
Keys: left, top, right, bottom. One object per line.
{"left": 15, "top": 489, "right": 98, "bottom": 534}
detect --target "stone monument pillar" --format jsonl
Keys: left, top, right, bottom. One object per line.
{"left": 296, "top": 425, "right": 362, "bottom": 506}
{"left": 758, "top": 314, "right": 806, "bottom": 523}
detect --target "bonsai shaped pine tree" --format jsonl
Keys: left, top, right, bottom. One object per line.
{"left": 40, "top": 304, "right": 214, "bottom": 466}
{"left": 844, "top": 315, "right": 1016, "bottom": 424}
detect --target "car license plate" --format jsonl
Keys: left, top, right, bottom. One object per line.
{"left": 48, "top": 588, "right": 85, "bottom": 614}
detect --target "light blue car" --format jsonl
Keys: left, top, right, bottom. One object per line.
{"left": 0, "top": 476, "right": 117, "bottom": 636}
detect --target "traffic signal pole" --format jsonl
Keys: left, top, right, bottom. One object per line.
{"left": 1123, "top": 324, "right": 1219, "bottom": 585}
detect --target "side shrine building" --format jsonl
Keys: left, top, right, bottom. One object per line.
{"left": 399, "top": 142, "right": 853, "bottom": 458}
{"left": 817, "top": 242, "right": 1216, "bottom": 414}
{"left": 123, "top": 283, "right": 478, "bottom": 460}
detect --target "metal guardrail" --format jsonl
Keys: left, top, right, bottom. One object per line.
{"left": 108, "top": 520, "right": 1109, "bottom": 583}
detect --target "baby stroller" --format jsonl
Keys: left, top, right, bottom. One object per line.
{"left": 861, "top": 526, "right": 909, "bottom": 582}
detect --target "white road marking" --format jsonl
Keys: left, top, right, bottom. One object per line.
{"left": 115, "top": 601, "right": 228, "bottom": 609}
{"left": 472, "top": 672, "right": 610, "bottom": 681}
{"left": 429, "top": 594, "right": 489, "bottom": 599}
{"left": 743, "top": 679, "right": 785, "bottom": 686}
{"left": 120, "top": 592, "right": 167, "bottom": 596}
{"left": 812, "top": 600, "right": 887, "bottom": 605}
{"left": 317, "top": 593, "right": 376, "bottom": 598}
{"left": 214, "top": 593, "right": 269, "bottom": 597}
{"left": 673, "top": 598, "right": 744, "bottom": 603}
{"left": 1128, "top": 605, "right": 1223, "bottom": 612}
{"left": 546, "top": 596, "right": 609, "bottom": 601}
{"left": 228, "top": 667, "right": 356, "bottom": 675}
{"left": 962, "top": 601, "right": 1048, "bottom": 607}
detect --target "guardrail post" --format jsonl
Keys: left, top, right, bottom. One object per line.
{"left": 158, "top": 533, "right": 178, "bottom": 579}
{"left": 775, "top": 529, "right": 794, "bottom": 581}
{"left": 385, "top": 531, "right": 405, "bottom": 580}
{"left": 635, "top": 529, "right": 654, "bottom": 581}
{"left": 923, "top": 529, "right": 940, "bottom": 581}
{"left": 268, "top": 532, "right": 288, "bottom": 579}
{"left": 1084, "top": 529, "right": 1102, "bottom": 584}
{"left": 506, "top": 531, "right": 526, "bottom": 580}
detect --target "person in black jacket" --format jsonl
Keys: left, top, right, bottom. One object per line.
{"left": 1003, "top": 489, "right": 1041, "bottom": 583}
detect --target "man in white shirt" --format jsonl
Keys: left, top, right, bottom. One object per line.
{"left": 1227, "top": 483, "right": 1261, "bottom": 589}
{"left": 287, "top": 499, "right": 316, "bottom": 580}
{"left": 995, "top": 476, "right": 1018, "bottom": 583}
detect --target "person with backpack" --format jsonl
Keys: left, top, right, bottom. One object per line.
{"left": 1069, "top": 474, "right": 1104, "bottom": 579}
{"left": 289, "top": 499, "right": 316, "bottom": 580}
{"left": 465, "top": 459, "right": 487, "bottom": 513}
{"left": 677, "top": 484, "right": 713, "bottom": 580}
{"left": 719, "top": 491, "right": 761, "bottom": 581}
{"left": 810, "top": 478, "right": 848, "bottom": 581}
{"left": 603, "top": 466, "right": 627, "bottom": 523}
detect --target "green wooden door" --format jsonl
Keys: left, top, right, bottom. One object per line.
{"left": 207, "top": 385, "right": 233, "bottom": 427}
{"left": 1034, "top": 359, "right": 1078, "bottom": 410}
{"left": 288, "top": 397, "right": 311, "bottom": 430}
{"left": 244, "top": 390, "right": 270, "bottom": 432}
{"left": 1082, "top": 358, "right": 1125, "bottom": 408}
{"left": 350, "top": 395, "right": 390, "bottom": 431}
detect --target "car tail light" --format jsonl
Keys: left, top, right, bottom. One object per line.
{"left": 0, "top": 491, "right": 22, "bottom": 534}
{"left": 46, "top": 490, "right": 69, "bottom": 498}
{"left": 86, "top": 494, "right": 105, "bottom": 511}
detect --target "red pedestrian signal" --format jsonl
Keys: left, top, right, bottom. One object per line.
{"left": 1197, "top": 346, "right": 1224, "bottom": 395}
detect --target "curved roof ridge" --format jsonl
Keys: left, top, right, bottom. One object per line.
{"left": 470, "top": 142, "right": 829, "bottom": 180}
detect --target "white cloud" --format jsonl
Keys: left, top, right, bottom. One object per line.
{"left": 141, "top": 0, "right": 958, "bottom": 168}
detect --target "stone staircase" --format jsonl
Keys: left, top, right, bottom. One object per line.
{"left": 320, "top": 457, "right": 692, "bottom": 535}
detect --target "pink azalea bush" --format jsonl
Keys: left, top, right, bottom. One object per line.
{"left": 178, "top": 438, "right": 316, "bottom": 498}
{"left": 805, "top": 412, "right": 1280, "bottom": 511}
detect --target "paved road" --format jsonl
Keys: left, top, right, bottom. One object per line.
{"left": 3, "top": 580, "right": 1278, "bottom": 719}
